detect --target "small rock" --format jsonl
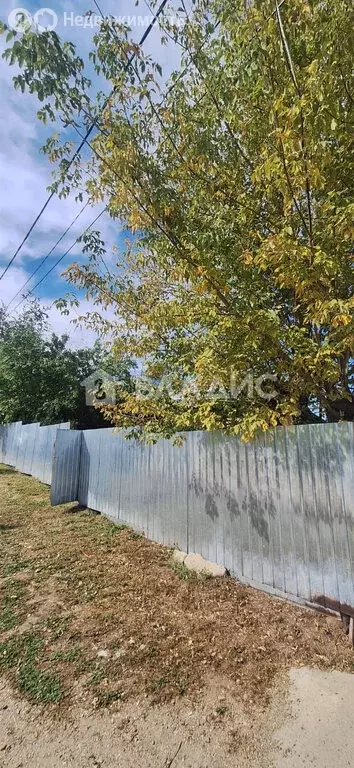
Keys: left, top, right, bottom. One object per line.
{"left": 0, "top": 744, "right": 7, "bottom": 751}
{"left": 97, "top": 649, "right": 109, "bottom": 659}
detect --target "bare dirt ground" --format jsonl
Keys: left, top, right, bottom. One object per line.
{"left": 0, "top": 673, "right": 287, "bottom": 768}
{"left": 1, "top": 466, "right": 354, "bottom": 766}
{"left": 2, "top": 664, "right": 354, "bottom": 767}
{"left": 272, "top": 667, "right": 354, "bottom": 767}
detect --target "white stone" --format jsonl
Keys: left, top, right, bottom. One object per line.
{"left": 172, "top": 549, "right": 187, "bottom": 565}
{"left": 97, "top": 649, "right": 109, "bottom": 659}
{"left": 183, "top": 552, "right": 226, "bottom": 577}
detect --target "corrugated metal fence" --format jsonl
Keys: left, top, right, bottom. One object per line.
{"left": 0, "top": 420, "right": 70, "bottom": 485}
{"left": 50, "top": 423, "right": 354, "bottom": 618}
{"left": 1, "top": 419, "right": 353, "bottom": 616}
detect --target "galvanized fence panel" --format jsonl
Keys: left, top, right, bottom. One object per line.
{"left": 75, "top": 430, "right": 189, "bottom": 549}
{"left": 42, "top": 421, "right": 354, "bottom": 617}
{"left": 1, "top": 420, "right": 71, "bottom": 485}
{"left": 0, "top": 422, "right": 21, "bottom": 466}
{"left": 78, "top": 428, "right": 104, "bottom": 512}
{"left": 30, "top": 425, "right": 50, "bottom": 483}
{"left": 9, "top": 421, "right": 23, "bottom": 467}
{"left": 50, "top": 430, "right": 82, "bottom": 505}
{"left": 31, "top": 422, "right": 70, "bottom": 485}
{"left": 15, "top": 423, "right": 41, "bottom": 475}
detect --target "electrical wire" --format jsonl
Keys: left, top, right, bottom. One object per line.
{"left": 0, "top": 0, "right": 169, "bottom": 282}
{"left": 11, "top": 207, "right": 106, "bottom": 314}
{"left": 5, "top": 201, "right": 89, "bottom": 309}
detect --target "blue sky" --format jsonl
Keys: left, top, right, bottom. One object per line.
{"left": 0, "top": 0, "right": 181, "bottom": 346}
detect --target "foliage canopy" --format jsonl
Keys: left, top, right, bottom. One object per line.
{"left": 0, "top": 301, "right": 133, "bottom": 427}
{"left": 2, "top": 0, "right": 354, "bottom": 439}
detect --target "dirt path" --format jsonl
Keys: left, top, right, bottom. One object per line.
{"left": 0, "top": 673, "right": 282, "bottom": 768}
{"left": 272, "top": 667, "right": 354, "bottom": 767}
{"left": 1, "top": 467, "right": 354, "bottom": 766}
{"left": 2, "top": 667, "right": 354, "bottom": 767}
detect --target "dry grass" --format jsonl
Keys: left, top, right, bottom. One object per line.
{"left": 0, "top": 464, "right": 353, "bottom": 712}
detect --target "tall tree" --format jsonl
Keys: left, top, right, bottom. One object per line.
{"left": 2, "top": 0, "right": 354, "bottom": 440}
{"left": 0, "top": 301, "right": 134, "bottom": 427}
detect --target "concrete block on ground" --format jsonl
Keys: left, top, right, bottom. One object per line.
{"left": 184, "top": 552, "right": 226, "bottom": 577}
{"left": 172, "top": 549, "right": 187, "bottom": 565}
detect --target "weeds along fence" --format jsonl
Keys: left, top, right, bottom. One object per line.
{"left": 1, "top": 419, "right": 354, "bottom": 619}
{"left": 0, "top": 421, "right": 70, "bottom": 485}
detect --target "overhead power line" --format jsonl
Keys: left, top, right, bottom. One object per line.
{"left": 5, "top": 201, "right": 89, "bottom": 309}
{"left": 12, "top": 3, "right": 245, "bottom": 312}
{"left": 9, "top": 0, "right": 285, "bottom": 310}
{"left": 11, "top": 208, "right": 106, "bottom": 314}
{"left": 7, "top": 0, "right": 199, "bottom": 309}
{"left": 0, "top": 0, "right": 169, "bottom": 284}
{"left": 0, "top": 191, "right": 55, "bottom": 282}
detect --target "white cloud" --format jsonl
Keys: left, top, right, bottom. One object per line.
{"left": 0, "top": 265, "right": 30, "bottom": 305}
{"left": 43, "top": 297, "right": 116, "bottom": 349}
{"left": 0, "top": 59, "right": 120, "bottom": 264}
{"left": 0, "top": 0, "right": 182, "bottom": 343}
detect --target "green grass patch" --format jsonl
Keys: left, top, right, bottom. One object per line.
{"left": 18, "top": 662, "right": 62, "bottom": 703}
{"left": 43, "top": 615, "right": 72, "bottom": 640}
{"left": 97, "top": 689, "right": 123, "bottom": 707}
{"left": 105, "top": 521, "right": 128, "bottom": 536}
{"left": 0, "top": 630, "right": 62, "bottom": 703}
{"left": 0, "top": 523, "right": 18, "bottom": 533}
{"left": 3, "top": 560, "right": 31, "bottom": 577}
{"left": 129, "top": 530, "right": 144, "bottom": 541}
{"left": 49, "top": 647, "right": 82, "bottom": 663}
{"left": 0, "top": 631, "right": 44, "bottom": 671}
{"left": 0, "top": 606, "right": 18, "bottom": 632}
{"left": 87, "top": 667, "right": 106, "bottom": 687}
{"left": 216, "top": 704, "right": 229, "bottom": 716}
{"left": 168, "top": 560, "right": 198, "bottom": 582}
{"left": 0, "top": 578, "right": 27, "bottom": 631}
{"left": 150, "top": 672, "right": 188, "bottom": 697}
